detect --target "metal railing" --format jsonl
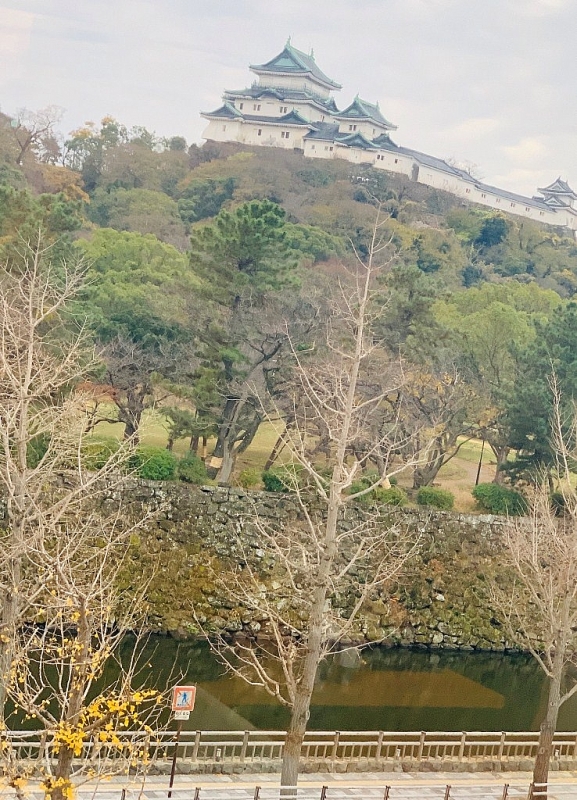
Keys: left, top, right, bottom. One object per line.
{"left": 118, "top": 783, "right": 577, "bottom": 799}
{"left": 4, "top": 729, "right": 577, "bottom": 768}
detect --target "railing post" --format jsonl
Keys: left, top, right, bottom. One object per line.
{"left": 383, "top": 787, "right": 391, "bottom": 800}
{"left": 502, "top": 783, "right": 509, "bottom": 800}
{"left": 192, "top": 730, "right": 201, "bottom": 762}
{"left": 417, "top": 730, "right": 426, "bottom": 762}
{"left": 320, "top": 786, "right": 328, "bottom": 800}
{"left": 527, "top": 782, "right": 534, "bottom": 800}
{"left": 253, "top": 786, "right": 260, "bottom": 800}
{"left": 240, "top": 730, "right": 250, "bottom": 763}
{"left": 332, "top": 730, "right": 340, "bottom": 760}
{"left": 376, "top": 730, "right": 384, "bottom": 764}
{"left": 498, "top": 731, "right": 506, "bottom": 760}
{"left": 444, "top": 785, "right": 451, "bottom": 800}
{"left": 458, "top": 731, "right": 466, "bottom": 761}
{"left": 573, "top": 733, "right": 577, "bottom": 759}
{"left": 193, "top": 788, "right": 200, "bottom": 800}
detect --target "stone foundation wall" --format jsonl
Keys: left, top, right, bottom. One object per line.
{"left": 115, "top": 482, "right": 515, "bottom": 652}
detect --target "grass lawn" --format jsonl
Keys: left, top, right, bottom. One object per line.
{"left": 94, "top": 405, "right": 497, "bottom": 511}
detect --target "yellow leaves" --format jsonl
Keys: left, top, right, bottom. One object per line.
{"left": 41, "top": 776, "right": 75, "bottom": 800}
{"left": 52, "top": 723, "right": 85, "bottom": 757}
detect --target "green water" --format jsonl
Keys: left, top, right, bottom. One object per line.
{"left": 120, "top": 638, "right": 577, "bottom": 733}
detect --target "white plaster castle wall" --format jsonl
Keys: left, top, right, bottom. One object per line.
{"left": 374, "top": 151, "right": 414, "bottom": 177}
{"left": 303, "top": 140, "right": 334, "bottom": 158}
{"left": 237, "top": 121, "right": 307, "bottom": 149}
{"left": 337, "top": 120, "right": 387, "bottom": 139}
{"left": 334, "top": 144, "right": 374, "bottom": 164}
{"left": 201, "top": 119, "right": 243, "bottom": 143}
{"left": 232, "top": 98, "right": 328, "bottom": 123}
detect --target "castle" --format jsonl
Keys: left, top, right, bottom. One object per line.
{"left": 202, "top": 40, "right": 577, "bottom": 235}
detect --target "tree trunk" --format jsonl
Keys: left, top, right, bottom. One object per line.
{"left": 50, "top": 606, "right": 92, "bottom": 800}
{"left": 532, "top": 650, "right": 563, "bottom": 798}
{"left": 264, "top": 434, "right": 285, "bottom": 471}
{"left": 489, "top": 444, "right": 510, "bottom": 484}
{"left": 189, "top": 434, "right": 199, "bottom": 454}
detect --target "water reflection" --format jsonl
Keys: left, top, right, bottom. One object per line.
{"left": 117, "top": 638, "right": 577, "bottom": 733}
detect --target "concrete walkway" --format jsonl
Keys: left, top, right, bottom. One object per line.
{"left": 15, "top": 771, "right": 575, "bottom": 800}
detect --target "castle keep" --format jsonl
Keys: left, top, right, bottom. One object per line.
{"left": 202, "top": 40, "right": 577, "bottom": 234}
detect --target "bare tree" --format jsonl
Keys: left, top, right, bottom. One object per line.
{"left": 203, "top": 210, "right": 421, "bottom": 794}
{"left": 11, "top": 106, "right": 64, "bottom": 165}
{"left": 3, "top": 502, "right": 163, "bottom": 800}
{"left": 491, "top": 379, "right": 577, "bottom": 796}
{"left": 0, "top": 234, "right": 164, "bottom": 799}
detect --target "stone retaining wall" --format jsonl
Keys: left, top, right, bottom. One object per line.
{"left": 115, "top": 482, "right": 515, "bottom": 652}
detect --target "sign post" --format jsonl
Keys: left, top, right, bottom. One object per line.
{"left": 168, "top": 686, "right": 196, "bottom": 798}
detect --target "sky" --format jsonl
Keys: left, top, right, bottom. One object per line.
{"left": 1, "top": 0, "right": 576, "bottom": 196}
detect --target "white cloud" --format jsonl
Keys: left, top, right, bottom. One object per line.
{"left": 441, "top": 117, "right": 501, "bottom": 144}
{"left": 503, "top": 136, "right": 548, "bottom": 164}
{"left": 0, "top": 6, "right": 34, "bottom": 52}
{"left": 514, "top": 0, "right": 571, "bottom": 17}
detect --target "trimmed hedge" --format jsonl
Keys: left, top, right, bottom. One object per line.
{"left": 262, "top": 465, "right": 300, "bottom": 493}
{"left": 349, "top": 481, "right": 408, "bottom": 506}
{"left": 177, "top": 453, "right": 208, "bottom": 484}
{"left": 82, "top": 437, "right": 120, "bottom": 470}
{"left": 129, "top": 446, "right": 178, "bottom": 481}
{"left": 237, "top": 468, "right": 261, "bottom": 489}
{"left": 416, "top": 486, "right": 455, "bottom": 510}
{"left": 472, "top": 482, "right": 527, "bottom": 516}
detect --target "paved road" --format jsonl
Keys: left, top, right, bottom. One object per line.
{"left": 9, "top": 771, "right": 574, "bottom": 800}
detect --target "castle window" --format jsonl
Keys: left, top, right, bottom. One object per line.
{"left": 510, "top": 202, "right": 515, "bottom": 208}
{"left": 394, "top": 158, "right": 398, "bottom": 164}
{"left": 257, "top": 129, "right": 262, "bottom": 136}
{"left": 466, "top": 188, "right": 471, "bottom": 194}
{"left": 496, "top": 198, "right": 501, "bottom": 204}
{"left": 321, "top": 115, "right": 325, "bottom": 122}
{"left": 525, "top": 207, "right": 531, "bottom": 211}
{"left": 281, "top": 131, "right": 290, "bottom": 139}
{"left": 481, "top": 193, "right": 486, "bottom": 198}
{"left": 349, "top": 124, "right": 357, "bottom": 131}
{"left": 329, "top": 146, "right": 333, "bottom": 151}
{"left": 253, "top": 104, "right": 261, "bottom": 111}
{"left": 239, "top": 103, "right": 244, "bottom": 110}
{"left": 222, "top": 125, "right": 227, "bottom": 131}
{"left": 280, "top": 106, "right": 288, "bottom": 114}
{"left": 540, "top": 211, "right": 545, "bottom": 216}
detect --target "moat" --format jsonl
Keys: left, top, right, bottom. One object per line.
{"left": 126, "top": 639, "right": 577, "bottom": 733}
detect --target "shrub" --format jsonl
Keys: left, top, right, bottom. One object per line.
{"left": 372, "top": 485, "right": 408, "bottom": 506}
{"left": 129, "top": 445, "right": 177, "bottom": 481}
{"left": 349, "top": 480, "right": 407, "bottom": 506}
{"left": 550, "top": 490, "right": 566, "bottom": 516}
{"left": 27, "top": 433, "right": 50, "bottom": 468}
{"left": 178, "top": 453, "right": 208, "bottom": 484}
{"left": 82, "top": 437, "right": 120, "bottom": 470}
{"left": 416, "top": 486, "right": 455, "bottom": 510}
{"left": 237, "top": 468, "right": 261, "bottom": 489}
{"left": 472, "top": 483, "right": 527, "bottom": 516}
{"left": 262, "top": 465, "right": 300, "bottom": 493}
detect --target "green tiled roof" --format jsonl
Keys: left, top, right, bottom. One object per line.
{"left": 335, "top": 132, "right": 379, "bottom": 150}
{"left": 335, "top": 97, "right": 396, "bottom": 130}
{"left": 224, "top": 86, "right": 339, "bottom": 112}
{"left": 201, "top": 101, "right": 244, "bottom": 120}
{"left": 250, "top": 42, "right": 341, "bottom": 90}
